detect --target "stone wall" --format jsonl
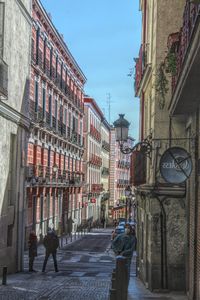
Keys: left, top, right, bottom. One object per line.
{"left": 0, "top": 0, "right": 31, "bottom": 272}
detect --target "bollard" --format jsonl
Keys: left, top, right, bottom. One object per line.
{"left": 70, "top": 233, "right": 73, "bottom": 242}
{"left": 78, "top": 230, "right": 80, "bottom": 238}
{"left": 60, "top": 236, "right": 63, "bottom": 248}
{"left": 75, "top": 232, "right": 76, "bottom": 240}
{"left": 81, "top": 229, "right": 83, "bottom": 236}
{"left": 115, "top": 256, "right": 128, "bottom": 300}
{"left": 83, "top": 228, "right": 85, "bottom": 235}
{"left": 2, "top": 266, "right": 7, "bottom": 285}
{"left": 111, "top": 269, "right": 116, "bottom": 293}
{"left": 109, "top": 288, "right": 117, "bottom": 300}
{"left": 65, "top": 237, "right": 68, "bottom": 244}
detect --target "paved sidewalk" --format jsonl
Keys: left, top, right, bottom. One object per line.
{"left": 128, "top": 277, "right": 188, "bottom": 300}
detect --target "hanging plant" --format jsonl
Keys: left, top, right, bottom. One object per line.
{"left": 155, "top": 62, "right": 168, "bottom": 109}
{"left": 165, "top": 51, "right": 177, "bottom": 76}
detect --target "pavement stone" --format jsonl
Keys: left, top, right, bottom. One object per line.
{"left": 0, "top": 228, "right": 189, "bottom": 300}
{"left": 128, "top": 277, "right": 188, "bottom": 300}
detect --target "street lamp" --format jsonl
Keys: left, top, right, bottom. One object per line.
{"left": 53, "top": 164, "right": 58, "bottom": 173}
{"left": 113, "top": 114, "right": 152, "bottom": 156}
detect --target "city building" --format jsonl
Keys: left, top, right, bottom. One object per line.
{"left": 83, "top": 96, "right": 104, "bottom": 225}
{"left": 26, "top": 0, "right": 86, "bottom": 241}
{"left": 110, "top": 128, "right": 132, "bottom": 220}
{"left": 0, "top": 0, "right": 31, "bottom": 272}
{"left": 100, "top": 118, "right": 110, "bottom": 225}
{"left": 166, "top": 2, "right": 200, "bottom": 299}
{"left": 134, "top": 0, "right": 186, "bottom": 292}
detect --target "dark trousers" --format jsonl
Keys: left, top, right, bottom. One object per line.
{"left": 29, "top": 256, "right": 35, "bottom": 271}
{"left": 42, "top": 251, "right": 58, "bottom": 272}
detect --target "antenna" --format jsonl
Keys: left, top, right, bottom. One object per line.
{"left": 106, "top": 93, "right": 111, "bottom": 124}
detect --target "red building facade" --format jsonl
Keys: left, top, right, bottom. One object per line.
{"left": 82, "top": 97, "right": 104, "bottom": 224}
{"left": 26, "top": 0, "right": 86, "bottom": 241}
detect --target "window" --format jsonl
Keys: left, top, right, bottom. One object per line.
{"left": 59, "top": 102, "right": 63, "bottom": 122}
{"left": 55, "top": 99, "right": 58, "bottom": 120}
{"left": 55, "top": 55, "right": 58, "bottom": 77}
{"left": 36, "top": 27, "right": 40, "bottom": 65}
{"left": 0, "top": 2, "right": 5, "bottom": 58}
{"left": 43, "top": 38, "right": 46, "bottom": 71}
{"left": 42, "top": 83, "right": 46, "bottom": 118}
{"left": 68, "top": 111, "right": 71, "bottom": 128}
{"left": 50, "top": 47, "right": 53, "bottom": 77}
{"left": 64, "top": 107, "right": 67, "bottom": 125}
{"left": 48, "top": 94, "right": 52, "bottom": 126}
{"left": 64, "top": 153, "right": 66, "bottom": 170}
{"left": 48, "top": 146, "right": 51, "bottom": 167}
{"left": 34, "top": 77, "right": 39, "bottom": 112}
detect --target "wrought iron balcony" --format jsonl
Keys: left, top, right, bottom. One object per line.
{"left": 102, "top": 140, "right": 110, "bottom": 152}
{"left": 170, "top": 2, "right": 200, "bottom": 94}
{"left": 134, "top": 44, "right": 147, "bottom": 96}
{"left": 0, "top": 57, "right": 8, "bottom": 99}
{"left": 102, "top": 167, "right": 109, "bottom": 176}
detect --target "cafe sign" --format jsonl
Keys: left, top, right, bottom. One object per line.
{"left": 159, "top": 147, "right": 192, "bottom": 184}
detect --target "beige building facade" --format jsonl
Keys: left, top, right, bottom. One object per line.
{"left": 100, "top": 119, "right": 110, "bottom": 224}
{"left": 134, "top": 0, "right": 187, "bottom": 292}
{"left": 167, "top": 2, "right": 200, "bottom": 299}
{"left": 0, "top": 0, "right": 31, "bottom": 272}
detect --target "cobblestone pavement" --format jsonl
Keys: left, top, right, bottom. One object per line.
{"left": 0, "top": 229, "right": 114, "bottom": 300}
{"left": 0, "top": 228, "right": 188, "bottom": 300}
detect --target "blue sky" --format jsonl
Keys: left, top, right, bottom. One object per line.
{"left": 41, "top": 0, "right": 141, "bottom": 140}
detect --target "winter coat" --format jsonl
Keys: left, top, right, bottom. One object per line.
{"left": 112, "top": 233, "right": 136, "bottom": 260}
{"left": 43, "top": 231, "right": 59, "bottom": 253}
{"left": 28, "top": 232, "right": 38, "bottom": 258}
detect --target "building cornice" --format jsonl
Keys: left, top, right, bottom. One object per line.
{"left": 84, "top": 97, "right": 104, "bottom": 120}
{"left": 33, "top": 0, "right": 87, "bottom": 84}
{"left": 0, "top": 101, "right": 30, "bottom": 130}
{"left": 136, "top": 183, "right": 185, "bottom": 198}
{"left": 15, "top": 0, "right": 32, "bottom": 25}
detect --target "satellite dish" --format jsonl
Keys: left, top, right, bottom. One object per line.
{"left": 159, "top": 147, "right": 192, "bottom": 184}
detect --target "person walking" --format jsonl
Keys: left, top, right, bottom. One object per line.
{"left": 28, "top": 230, "right": 38, "bottom": 272}
{"left": 112, "top": 223, "right": 136, "bottom": 282}
{"left": 42, "top": 228, "right": 59, "bottom": 273}
{"left": 101, "top": 217, "right": 105, "bottom": 228}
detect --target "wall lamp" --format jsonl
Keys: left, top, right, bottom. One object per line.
{"left": 113, "top": 114, "right": 152, "bottom": 156}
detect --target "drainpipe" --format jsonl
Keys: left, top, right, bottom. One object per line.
{"left": 193, "top": 108, "right": 199, "bottom": 299}
{"left": 155, "top": 195, "right": 168, "bottom": 290}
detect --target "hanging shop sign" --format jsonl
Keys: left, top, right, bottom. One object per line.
{"left": 90, "top": 198, "right": 96, "bottom": 203}
{"left": 159, "top": 147, "right": 192, "bottom": 184}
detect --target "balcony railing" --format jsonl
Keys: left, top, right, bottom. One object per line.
{"left": 91, "top": 183, "right": 104, "bottom": 193}
{"left": 117, "top": 179, "right": 130, "bottom": 187}
{"left": 90, "top": 124, "right": 101, "bottom": 142}
{"left": 102, "top": 167, "right": 109, "bottom": 176}
{"left": 102, "top": 140, "right": 110, "bottom": 152}
{"left": 134, "top": 44, "right": 147, "bottom": 96}
{"left": 169, "top": 1, "right": 200, "bottom": 93}
{"left": 0, "top": 57, "right": 8, "bottom": 98}
{"left": 89, "top": 154, "right": 102, "bottom": 167}
{"left": 26, "top": 164, "right": 85, "bottom": 187}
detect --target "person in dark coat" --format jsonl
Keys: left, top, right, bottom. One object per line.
{"left": 42, "top": 228, "right": 59, "bottom": 272}
{"left": 28, "top": 230, "right": 38, "bottom": 272}
{"left": 101, "top": 217, "right": 105, "bottom": 228}
{"left": 112, "top": 224, "right": 136, "bottom": 282}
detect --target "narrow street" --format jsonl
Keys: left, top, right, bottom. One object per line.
{"left": 0, "top": 229, "right": 187, "bottom": 300}
{"left": 0, "top": 229, "right": 115, "bottom": 300}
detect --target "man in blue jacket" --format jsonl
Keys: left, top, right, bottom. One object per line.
{"left": 112, "top": 223, "right": 136, "bottom": 281}
{"left": 42, "top": 227, "right": 59, "bottom": 272}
